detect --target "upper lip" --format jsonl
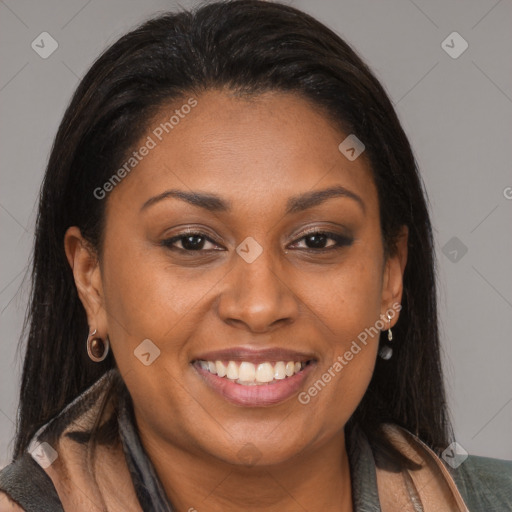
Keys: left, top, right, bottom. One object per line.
{"left": 191, "top": 347, "right": 316, "bottom": 365}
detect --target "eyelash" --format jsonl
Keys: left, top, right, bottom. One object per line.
{"left": 291, "top": 230, "right": 354, "bottom": 252}
{"left": 160, "top": 229, "right": 353, "bottom": 254}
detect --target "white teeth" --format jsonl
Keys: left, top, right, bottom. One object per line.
{"left": 274, "top": 361, "right": 286, "bottom": 380}
{"left": 239, "top": 362, "right": 256, "bottom": 381}
{"left": 256, "top": 362, "right": 274, "bottom": 383}
{"left": 198, "top": 359, "right": 308, "bottom": 384}
{"left": 226, "top": 361, "right": 238, "bottom": 380}
{"left": 215, "top": 360, "right": 226, "bottom": 377}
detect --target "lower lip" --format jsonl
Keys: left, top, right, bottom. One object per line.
{"left": 192, "top": 361, "right": 316, "bottom": 407}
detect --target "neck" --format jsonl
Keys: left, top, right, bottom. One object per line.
{"left": 137, "top": 424, "right": 353, "bottom": 512}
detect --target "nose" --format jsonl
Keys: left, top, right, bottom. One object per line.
{"left": 215, "top": 249, "right": 300, "bottom": 333}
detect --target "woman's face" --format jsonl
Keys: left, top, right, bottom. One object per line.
{"left": 66, "top": 89, "right": 407, "bottom": 467}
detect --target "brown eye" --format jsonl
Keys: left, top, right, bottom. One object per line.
{"left": 303, "top": 233, "right": 332, "bottom": 249}
{"left": 178, "top": 234, "right": 207, "bottom": 250}
{"left": 161, "top": 232, "right": 221, "bottom": 252}
{"left": 291, "top": 231, "right": 353, "bottom": 251}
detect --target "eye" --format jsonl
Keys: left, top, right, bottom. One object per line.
{"left": 290, "top": 230, "right": 353, "bottom": 251}
{"left": 161, "top": 231, "right": 222, "bottom": 252}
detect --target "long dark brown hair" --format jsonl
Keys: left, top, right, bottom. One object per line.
{"left": 13, "top": 0, "right": 452, "bottom": 466}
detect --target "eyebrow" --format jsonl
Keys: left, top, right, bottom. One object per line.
{"left": 140, "top": 185, "right": 365, "bottom": 215}
{"left": 286, "top": 185, "right": 365, "bottom": 215}
{"left": 141, "top": 189, "right": 229, "bottom": 213}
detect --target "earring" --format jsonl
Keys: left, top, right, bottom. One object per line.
{"left": 379, "top": 312, "right": 393, "bottom": 360}
{"left": 86, "top": 328, "right": 110, "bottom": 362}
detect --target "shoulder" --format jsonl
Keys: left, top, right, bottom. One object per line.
{"left": 379, "top": 424, "right": 512, "bottom": 509}
{"left": 449, "top": 454, "right": 512, "bottom": 509}
{"left": 0, "top": 454, "right": 63, "bottom": 512}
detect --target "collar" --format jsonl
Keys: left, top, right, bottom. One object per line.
{"left": 26, "top": 368, "right": 469, "bottom": 511}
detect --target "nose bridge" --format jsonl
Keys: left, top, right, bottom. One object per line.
{"left": 216, "top": 240, "right": 299, "bottom": 331}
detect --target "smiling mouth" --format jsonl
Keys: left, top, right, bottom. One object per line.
{"left": 192, "top": 359, "right": 314, "bottom": 386}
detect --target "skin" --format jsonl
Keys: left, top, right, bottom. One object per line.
{"left": 64, "top": 89, "right": 408, "bottom": 512}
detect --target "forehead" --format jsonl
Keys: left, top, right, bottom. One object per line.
{"left": 106, "top": 89, "right": 377, "bottom": 217}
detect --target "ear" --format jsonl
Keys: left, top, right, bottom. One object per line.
{"left": 64, "top": 226, "right": 108, "bottom": 338}
{"left": 380, "top": 225, "right": 408, "bottom": 327}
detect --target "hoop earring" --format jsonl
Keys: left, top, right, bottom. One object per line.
{"left": 87, "top": 328, "right": 110, "bottom": 362}
{"left": 379, "top": 312, "right": 393, "bottom": 360}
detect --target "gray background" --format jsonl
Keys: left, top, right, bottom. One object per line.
{"left": 1, "top": 0, "right": 511, "bottom": 469}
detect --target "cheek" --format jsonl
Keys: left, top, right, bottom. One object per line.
{"left": 306, "top": 250, "right": 384, "bottom": 336}
{"left": 296, "top": 251, "right": 383, "bottom": 421}
{"left": 101, "top": 238, "right": 195, "bottom": 335}
{"left": 100, "top": 243, "right": 200, "bottom": 433}
{"left": 99, "top": 239, "right": 179, "bottom": 376}
{"left": 100, "top": 235, "right": 230, "bottom": 379}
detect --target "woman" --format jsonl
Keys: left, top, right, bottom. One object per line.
{"left": 1, "top": 1, "right": 510, "bottom": 510}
